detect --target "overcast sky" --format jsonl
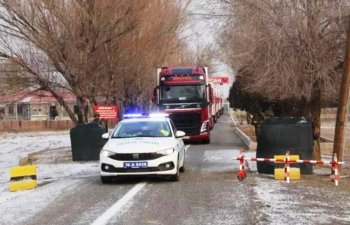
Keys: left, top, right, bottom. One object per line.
{"left": 183, "top": 0, "right": 232, "bottom": 98}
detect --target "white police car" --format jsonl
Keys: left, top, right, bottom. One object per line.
{"left": 100, "top": 113, "right": 186, "bottom": 183}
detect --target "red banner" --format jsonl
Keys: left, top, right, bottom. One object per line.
{"left": 208, "top": 76, "right": 229, "bottom": 84}
{"left": 93, "top": 105, "right": 118, "bottom": 120}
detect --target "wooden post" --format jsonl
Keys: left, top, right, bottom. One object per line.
{"left": 333, "top": 21, "right": 350, "bottom": 167}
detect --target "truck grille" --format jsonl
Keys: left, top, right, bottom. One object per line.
{"left": 109, "top": 153, "right": 162, "bottom": 161}
{"left": 169, "top": 112, "right": 201, "bottom": 136}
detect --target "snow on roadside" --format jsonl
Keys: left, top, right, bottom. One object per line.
{"left": 0, "top": 131, "right": 70, "bottom": 168}
{"left": 0, "top": 131, "right": 71, "bottom": 191}
{"left": 202, "top": 149, "right": 257, "bottom": 173}
{"left": 253, "top": 177, "right": 350, "bottom": 225}
{"left": 0, "top": 131, "right": 100, "bottom": 224}
{"left": 0, "top": 179, "right": 81, "bottom": 225}
{"left": 202, "top": 148, "right": 350, "bottom": 224}
{"left": 0, "top": 130, "right": 101, "bottom": 191}
{"left": 203, "top": 149, "right": 241, "bottom": 172}
{"left": 230, "top": 149, "right": 350, "bottom": 224}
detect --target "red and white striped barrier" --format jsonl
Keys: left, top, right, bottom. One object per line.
{"left": 331, "top": 154, "right": 340, "bottom": 186}
{"left": 237, "top": 150, "right": 247, "bottom": 181}
{"left": 285, "top": 151, "right": 290, "bottom": 183}
{"left": 235, "top": 150, "right": 344, "bottom": 186}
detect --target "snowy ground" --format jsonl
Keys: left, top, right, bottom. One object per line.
{"left": 0, "top": 131, "right": 100, "bottom": 192}
{"left": 0, "top": 131, "right": 100, "bottom": 224}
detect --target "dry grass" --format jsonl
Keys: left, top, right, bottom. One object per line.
{"left": 238, "top": 124, "right": 256, "bottom": 142}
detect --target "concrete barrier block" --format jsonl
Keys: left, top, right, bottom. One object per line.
{"left": 275, "top": 168, "right": 301, "bottom": 180}
{"left": 9, "top": 165, "right": 37, "bottom": 192}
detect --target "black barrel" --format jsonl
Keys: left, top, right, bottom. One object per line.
{"left": 70, "top": 123, "right": 107, "bottom": 161}
{"left": 256, "top": 117, "right": 313, "bottom": 174}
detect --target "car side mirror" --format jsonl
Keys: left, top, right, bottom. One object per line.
{"left": 175, "top": 131, "right": 186, "bottom": 138}
{"left": 102, "top": 133, "right": 110, "bottom": 139}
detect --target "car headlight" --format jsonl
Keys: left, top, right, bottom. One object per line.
{"left": 157, "top": 148, "right": 174, "bottom": 156}
{"left": 101, "top": 149, "right": 114, "bottom": 157}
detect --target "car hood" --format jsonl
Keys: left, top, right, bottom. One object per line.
{"left": 103, "top": 137, "right": 176, "bottom": 153}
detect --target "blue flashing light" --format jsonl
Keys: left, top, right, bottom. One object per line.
{"left": 149, "top": 112, "right": 169, "bottom": 118}
{"left": 123, "top": 113, "right": 144, "bottom": 119}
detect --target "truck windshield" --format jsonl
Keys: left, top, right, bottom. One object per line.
{"left": 160, "top": 85, "right": 205, "bottom": 102}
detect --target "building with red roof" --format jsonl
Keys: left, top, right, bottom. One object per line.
{"left": 0, "top": 90, "right": 77, "bottom": 121}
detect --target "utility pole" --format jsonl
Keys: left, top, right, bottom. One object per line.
{"left": 333, "top": 21, "right": 350, "bottom": 166}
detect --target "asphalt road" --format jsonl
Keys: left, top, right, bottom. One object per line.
{"left": 24, "top": 115, "right": 262, "bottom": 225}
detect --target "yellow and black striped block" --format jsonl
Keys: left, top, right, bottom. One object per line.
{"left": 9, "top": 165, "right": 37, "bottom": 192}
{"left": 274, "top": 155, "right": 301, "bottom": 180}
{"left": 274, "top": 168, "right": 301, "bottom": 180}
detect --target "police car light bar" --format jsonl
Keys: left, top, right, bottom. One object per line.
{"left": 123, "top": 113, "right": 144, "bottom": 119}
{"left": 149, "top": 113, "right": 169, "bottom": 118}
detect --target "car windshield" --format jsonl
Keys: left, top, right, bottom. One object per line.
{"left": 112, "top": 121, "right": 172, "bottom": 138}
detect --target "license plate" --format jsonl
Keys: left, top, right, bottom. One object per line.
{"left": 123, "top": 162, "right": 148, "bottom": 169}
{"left": 183, "top": 136, "right": 190, "bottom": 139}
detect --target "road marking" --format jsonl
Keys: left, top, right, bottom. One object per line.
{"left": 91, "top": 182, "right": 147, "bottom": 225}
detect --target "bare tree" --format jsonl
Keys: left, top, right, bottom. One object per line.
{"left": 220, "top": 0, "right": 349, "bottom": 159}
{"left": 111, "top": 0, "right": 191, "bottom": 113}
{"left": 0, "top": 0, "right": 191, "bottom": 124}
{"left": 0, "top": 0, "right": 144, "bottom": 123}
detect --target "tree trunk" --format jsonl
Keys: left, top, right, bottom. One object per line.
{"left": 333, "top": 20, "right": 350, "bottom": 165}
{"left": 76, "top": 96, "right": 85, "bottom": 124}
{"left": 311, "top": 82, "right": 321, "bottom": 160}
{"left": 251, "top": 113, "right": 263, "bottom": 139}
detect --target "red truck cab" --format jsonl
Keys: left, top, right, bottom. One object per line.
{"left": 154, "top": 66, "right": 212, "bottom": 144}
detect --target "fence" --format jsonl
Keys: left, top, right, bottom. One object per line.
{"left": 0, "top": 120, "right": 118, "bottom": 132}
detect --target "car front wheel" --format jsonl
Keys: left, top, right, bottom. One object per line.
{"left": 179, "top": 155, "right": 185, "bottom": 172}
{"left": 168, "top": 159, "right": 180, "bottom": 181}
